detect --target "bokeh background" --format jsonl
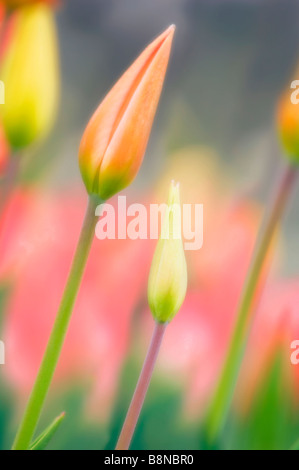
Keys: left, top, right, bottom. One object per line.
{"left": 1, "top": 0, "right": 299, "bottom": 450}
{"left": 47, "top": 0, "right": 299, "bottom": 274}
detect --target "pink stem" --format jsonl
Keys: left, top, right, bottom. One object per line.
{"left": 116, "top": 322, "right": 167, "bottom": 451}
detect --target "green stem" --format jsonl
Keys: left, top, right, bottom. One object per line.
{"left": 203, "top": 164, "right": 298, "bottom": 447}
{"left": 116, "top": 322, "right": 167, "bottom": 450}
{"left": 12, "top": 195, "right": 100, "bottom": 450}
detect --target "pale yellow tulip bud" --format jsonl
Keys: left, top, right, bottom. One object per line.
{"left": 148, "top": 181, "right": 188, "bottom": 323}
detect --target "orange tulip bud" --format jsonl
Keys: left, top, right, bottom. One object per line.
{"left": 79, "top": 25, "right": 175, "bottom": 200}
{"left": 277, "top": 69, "right": 299, "bottom": 163}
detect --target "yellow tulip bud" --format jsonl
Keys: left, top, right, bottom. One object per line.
{"left": 79, "top": 26, "right": 175, "bottom": 200}
{"left": 0, "top": 4, "right": 59, "bottom": 150}
{"left": 148, "top": 181, "right": 188, "bottom": 323}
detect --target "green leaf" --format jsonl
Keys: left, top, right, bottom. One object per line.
{"left": 29, "top": 413, "right": 65, "bottom": 451}
{"left": 290, "top": 438, "right": 299, "bottom": 450}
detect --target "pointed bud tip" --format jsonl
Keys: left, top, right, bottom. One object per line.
{"left": 169, "top": 180, "right": 180, "bottom": 205}
{"left": 164, "top": 24, "right": 176, "bottom": 41}
{"left": 167, "top": 24, "right": 176, "bottom": 33}
{"left": 157, "top": 25, "right": 175, "bottom": 47}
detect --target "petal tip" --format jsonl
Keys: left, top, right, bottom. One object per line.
{"left": 165, "top": 24, "right": 176, "bottom": 39}
{"left": 157, "top": 25, "right": 175, "bottom": 45}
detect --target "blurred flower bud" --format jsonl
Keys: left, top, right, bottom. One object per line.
{"left": 3, "top": 1, "right": 58, "bottom": 9}
{"left": 148, "top": 181, "right": 188, "bottom": 324}
{"left": 277, "top": 71, "right": 299, "bottom": 163}
{"left": 0, "top": 4, "right": 59, "bottom": 150}
{"left": 79, "top": 25, "right": 175, "bottom": 200}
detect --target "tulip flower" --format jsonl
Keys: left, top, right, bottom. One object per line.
{"left": 0, "top": 3, "right": 59, "bottom": 150}
{"left": 79, "top": 25, "right": 175, "bottom": 200}
{"left": 12, "top": 27, "right": 175, "bottom": 451}
{"left": 148, "top": 180, "right": 188, "bottom": 323}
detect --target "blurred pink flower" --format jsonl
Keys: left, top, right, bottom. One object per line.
{"left": 0, "top": 188, "right": 152, "bottom": 420}
{"left": 1, "top": 146, "right": 295, "bottom": 426}
{"left": 235, "top": 280, "right": 299, "bottom": 416}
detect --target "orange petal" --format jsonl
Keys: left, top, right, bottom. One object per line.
{"left": 79, "top": 25, "right": 175, "bottom": 198}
